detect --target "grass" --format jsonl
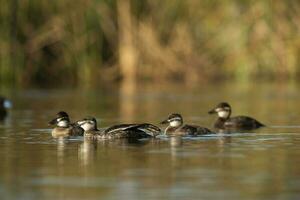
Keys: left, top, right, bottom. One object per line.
{"left": 1, "top": 0, "right": 300, "bottom": 87}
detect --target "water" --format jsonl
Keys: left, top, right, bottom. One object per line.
{"left": 1, "top": 82, "right": 300, "bottom": 200}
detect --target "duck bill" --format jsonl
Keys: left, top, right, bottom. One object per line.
{"left": 208, "top": 108, "right": 217, "bottom": 114}
{"left": 75, "top": 120, "right": 85, "bottom": 126}
{"left": 160, "top": 119, "right": 169, "bottom": 125}
{"left": 48, "top": 118, "right": 58, "bottom": 126}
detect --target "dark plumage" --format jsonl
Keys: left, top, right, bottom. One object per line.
{"left": 76, "top": 117, "right": 161, "bottom": 139}
{"left": 208, "top": 102, "right": 265, "bottom": 130}
{"left": 161, "top": 113, "right": 214, "bottom": 136}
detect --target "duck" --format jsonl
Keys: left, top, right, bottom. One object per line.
{"left": 208, "top": 102, "right": 265, "bottom": 130}
{"left": 0, "top": 96, "right": 12, "bottom": 120}
{"left": 160, "top": 113, "right": 214, "bottom": 136}
{"left": 48, "top": 111, "right": 84, "bottom": 138}
{"left": 76, "top": 116, "right": 161, "bottom": 139}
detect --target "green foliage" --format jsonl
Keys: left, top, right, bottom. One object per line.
{"left": 1, "top": 0, "right": 300, "bottom": 86}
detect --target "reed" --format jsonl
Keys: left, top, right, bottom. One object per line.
{"left": 0, "top": 0, "right": 300, "bottom": 87}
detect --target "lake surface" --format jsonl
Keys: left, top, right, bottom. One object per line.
{"left": 0, "top": 82, "right": 300, "bottom": 200}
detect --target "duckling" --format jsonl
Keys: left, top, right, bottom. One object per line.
{"left": 208, "top": 102, "right": 265, "bottom": 130}
{"left": 76, "top": 117, "right": 161, "bottom": 139}
{"left": 161, "top": 113, "right": 214, "bottom": 136}
{"left": 48, "top": 111, "right": 84, "bottom": 138}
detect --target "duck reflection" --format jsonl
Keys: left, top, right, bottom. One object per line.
{"left": 78, "top": 137, "right": 151, "bottom": 166}
{"left": 170, "top": 136, "right": 183, "bottom": 147}
{"left": 98, "top": 137, "right": 152, "bottom": 147}
{"left": 79, "top": 138, "right": 98, "bottom": 166}
{"left": 217, "top": 135, "right": 232, "bottom": 148}
{"left": 56, "top": 137, "right": 68, "bottom": 164}
{"left": 169, "top": 136, "right": 183, "bottom": 161}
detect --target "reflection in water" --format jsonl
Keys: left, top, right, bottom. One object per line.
{"left": 101, "top": 138, "right": 151, "bottom": 147}
{"left": 170, "top": 136, "right": 183, "bottom": 163}
{"left": 216, "top": 134, "right": 232, "bottom": 147}
{"left": 170, "top": 136, "right": 183, "bottom": 147}
{"left": 0, "top": 116, "right": 11, "bottom": 127}
{"left": 1, "top": 83, "right": 300, "bottom": 200}
{"left": 79, "top": 139, "right": 97, "bottom": 167}
{"left": 57, "top": 138, "right": 67, "bottom": 162}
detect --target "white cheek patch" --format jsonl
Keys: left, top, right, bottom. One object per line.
{"left": 170, "top": 120, "right": 181, "bottom": 127}
{"left": 81, "top": 122, "right": 95, "bottom": 131}
{"left": 218, "top": 111, "right": 229, "bottom": 118}
{"left": 57, "top": 120, "right": 68, "bottom": 127}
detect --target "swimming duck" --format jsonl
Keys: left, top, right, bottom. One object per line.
{"left": 208, "top": 102, "right": 265, "bottom": 130}
{"left": 0, "top": 96, "right": 12, "bottom": 120}
{"left": 76, "top": 117, "right": 161, "bottom": 139}
{"left": 160, "top": 113, "right": 214, "bottom": 136}
{"left": 49, "top": 111, "right": 84, "bottom": 138}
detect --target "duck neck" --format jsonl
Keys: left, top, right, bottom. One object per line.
{"left": 165, "top": 125, "right": 181, "bottom": 135}
{"left": 215, "top": 118, "right": 227, "bottom": 129}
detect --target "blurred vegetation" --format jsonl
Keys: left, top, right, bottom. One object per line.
{"left": 1, "top": 0, "right": 300, "bottom": 87}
